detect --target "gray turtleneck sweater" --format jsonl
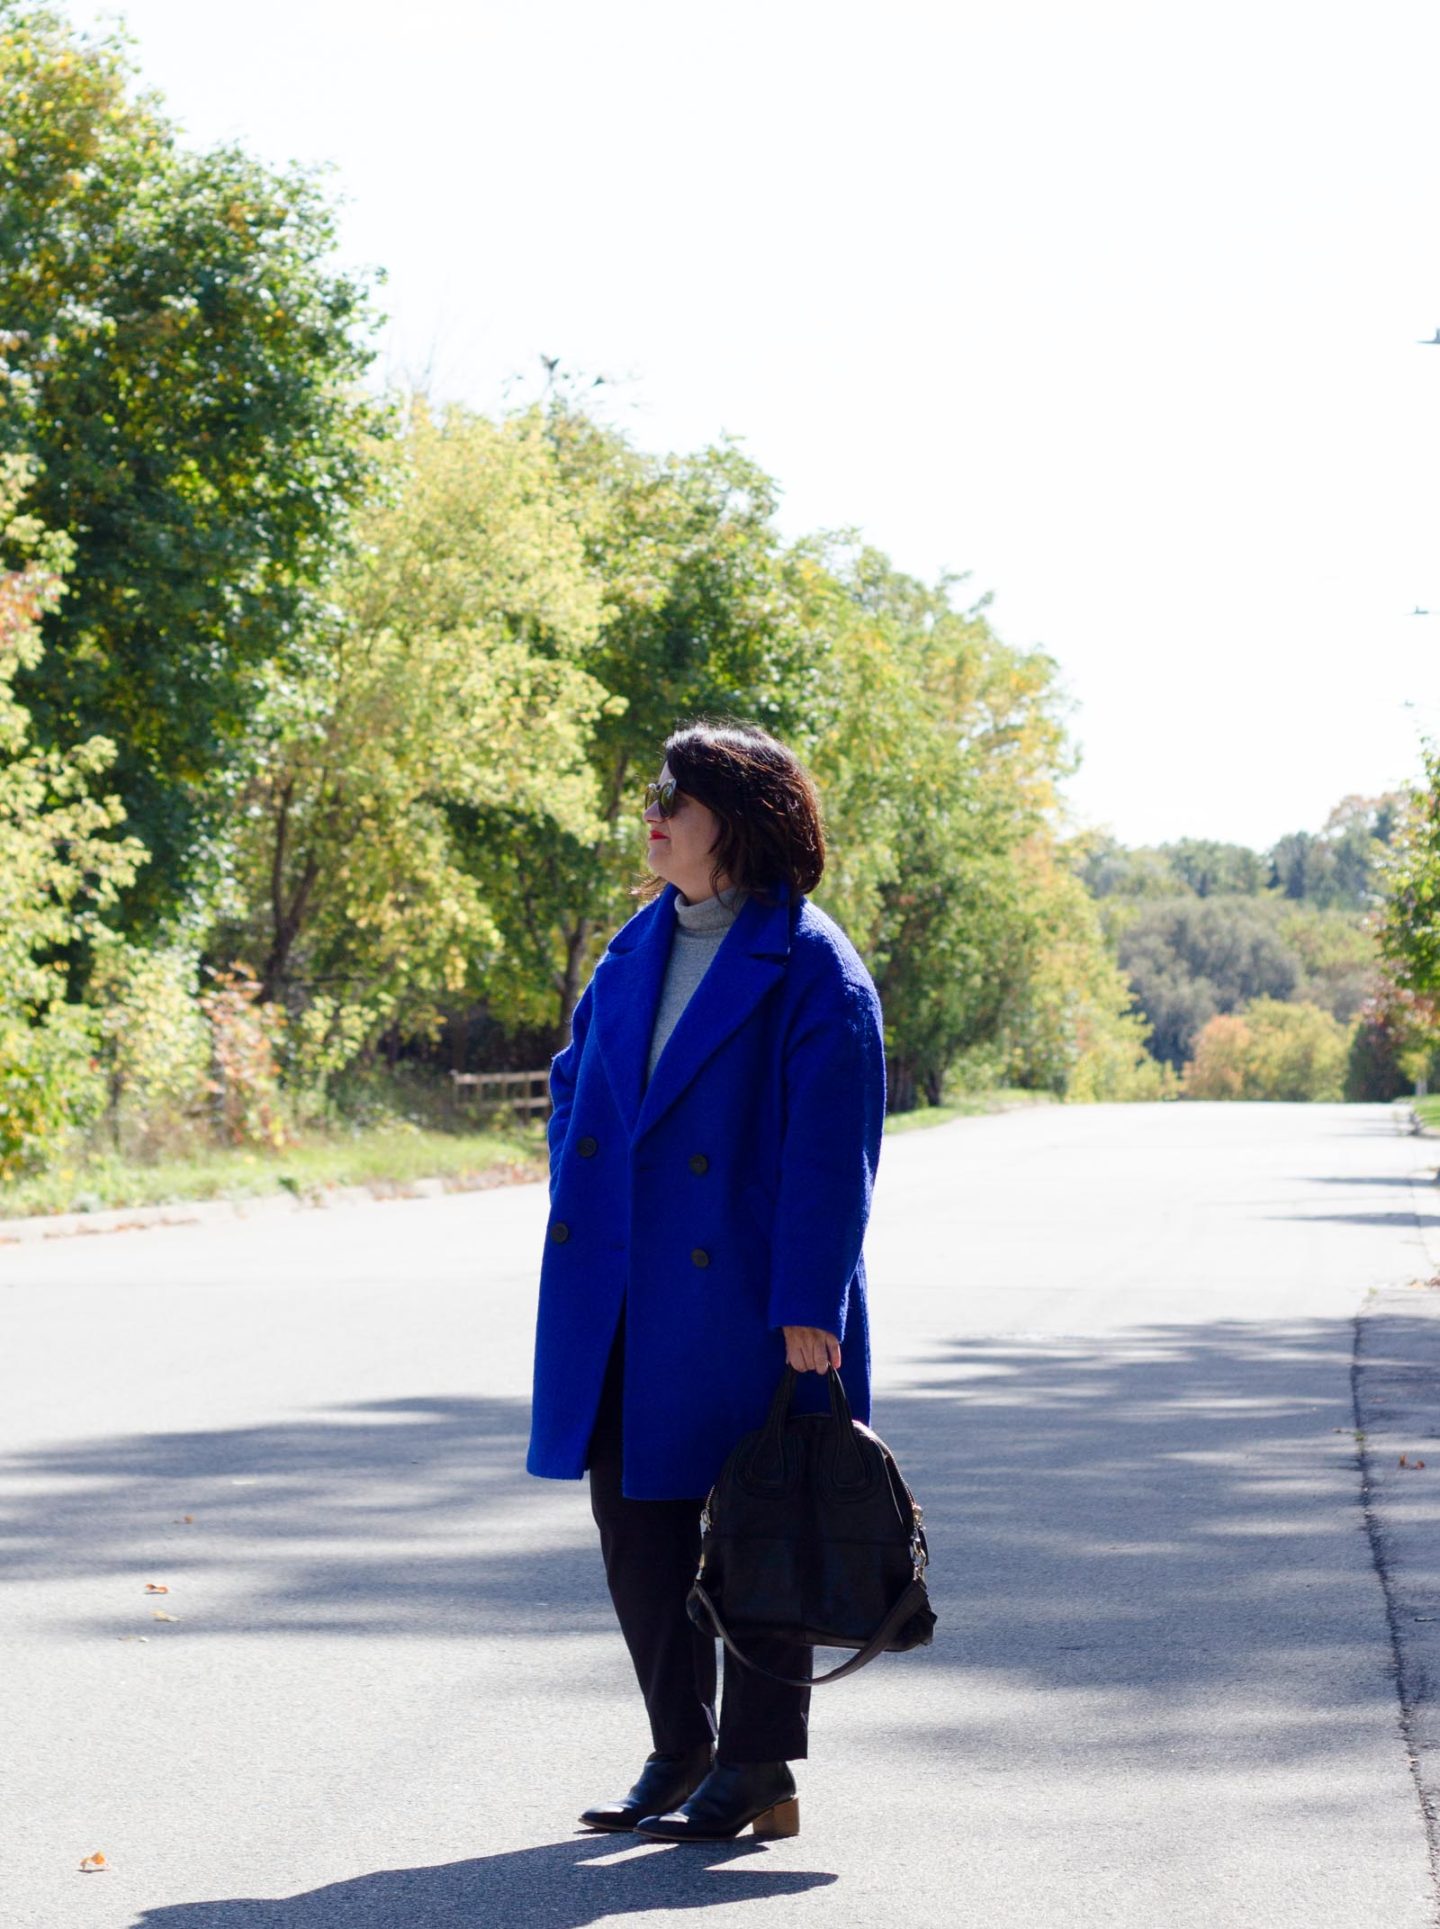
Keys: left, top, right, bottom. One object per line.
{"left": 645, "top": 884, "right": 749, "bottom": 1086}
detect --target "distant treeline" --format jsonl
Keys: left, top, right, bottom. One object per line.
{"left": 1070, "top": 803, "right": 1416, "bottom": 1100}
{"left": 1078, "top": 807, "right": 1394, "bottom": 911}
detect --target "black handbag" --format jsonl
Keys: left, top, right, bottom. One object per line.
{"left": 686, "top": 1365, "right": 936, "bottom": 1686}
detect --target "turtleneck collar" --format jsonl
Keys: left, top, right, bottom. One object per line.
{"left": 674, "top": 881, "right": 748, "bottom": 934}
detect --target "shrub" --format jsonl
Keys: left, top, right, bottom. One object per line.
{"left": 85, "top": 936, "right": 211, "bottom": 1155}
{"left": 1182, "top": 1013, "right": 1253, "bottom": 1100}
{"left": 1182, "top": 1000, "right": 1350, "bottom": 1101}
{"left": 198, "top": 963, "right": 291, "bottom": 1149}
{"left": 0, "top": 1003, "right": 106, "bottom": 1181}
{"left": 1344, "top": 1012, "right": 1410, "bottom": 1102}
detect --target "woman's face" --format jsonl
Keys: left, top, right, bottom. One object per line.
{"left": 643, "top": 760, "right": 731, "bottom": 902}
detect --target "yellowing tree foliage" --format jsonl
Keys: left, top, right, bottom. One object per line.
{"left": 0, "top": 457, "right": 147, "bottom": 1174}
{"left": 1183, "top": 999, "right": 1350, "bottom": 1101}
{"left": 218, "top": 399, "right": 614, "bottom": 1061}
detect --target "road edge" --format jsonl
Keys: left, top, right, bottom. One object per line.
{"left": 0, "top": 1161, "right": 544, "bottom": 1248}
{"left": 1348, "top": 1116, "right": 1440, "bottom": 1921}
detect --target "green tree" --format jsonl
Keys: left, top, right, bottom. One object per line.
{"left": 994, "top": 842, "right": 1177, "bottom": 1102}
{"left": 1163, "top": 839, "right": 1268, "bottom": 897}
{"left": 1270, "top": 796, "right": 1397, "bottom": 910}
{"left": 0, "top": 456, "right": 147, "bottom": 1174}
{"left": 460, "top": 399, "right": 829, "bottom": 1038}
{"left": 1072, "top": 832, "right": 1182, "bottom": 900}
{"left": 1241, "top": 998, "right": 1350, "bottom": 1100}
{"left": 808, "top": 548, "right": 1088, "bottom": 1110}
{"left": 0, "top": 4, "right": 382, "bottom": 929}
{"left": 1372, "top": 746, "right": 1440, "bottom": 1086}
{"left": 1274, "top": 902, "right": 1376, "bottom": 1022}
{"left": 216, "top": 398, "right": 613, "bottom": 1067}
{"left": 1376, "top": 745, "right": 1440, "bottom": 1011}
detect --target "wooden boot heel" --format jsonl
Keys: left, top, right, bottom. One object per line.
{"left": 751, "top": 1797, "right": 800, "bottom": 1839}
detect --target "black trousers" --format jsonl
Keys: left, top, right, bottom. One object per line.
{"left": 586, "top": 1318, "right": 812, "bottom": 1764}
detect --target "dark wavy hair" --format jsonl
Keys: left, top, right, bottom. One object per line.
{"left": 634, "top": 719, "right": 826, "bottom": 904}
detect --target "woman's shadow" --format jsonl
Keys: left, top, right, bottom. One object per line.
{"left": 128, "top": 1832, "right": 838, "bottom": 1927}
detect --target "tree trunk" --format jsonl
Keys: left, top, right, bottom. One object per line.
{"left": 887, "top": 1055, "right": 919, "bottom": 1115}
{"left": 557, "top": 916, "right": 594, "bottom": 1039}
{"left": 259, "top": 778, "right": 321, "bottom": 1004}
{"left": 554, "top": 751, "right": 633, "bottom": 1039}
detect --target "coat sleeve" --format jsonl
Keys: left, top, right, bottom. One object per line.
{"left": 547, "top": 973, "right": 595, "bottom": 1191}
{"left": 766, "top": 966, "right": 886, "bottom": 1338}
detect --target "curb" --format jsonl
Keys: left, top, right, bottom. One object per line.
{"left": 0, "top": 1161, "right": 544, "bottom": 1247}
{"left": 1353, "top": 1281, "right": 1440, "bottom": 1908}
{"left": 1350, "top": 1110, "right": 1440, "bottom": 1908}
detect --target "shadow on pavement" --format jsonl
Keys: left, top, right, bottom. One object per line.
{"left": 1267, "top": 1209, "right": 1440, "bottom": 1231}
{"left": 1, "top": 1313, "right": 1426, "bottom": 1760}
{"left": 1305, "top": 1174, "right": 1429, "bottom": 1188}
{"left": 126, "top": 1834, "right": 837, "bottom": 1928}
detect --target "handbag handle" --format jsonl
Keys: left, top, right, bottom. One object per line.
{"left": 688, "top": 1576, "right": 933, "bottom": 1687}
{"left": 750, "top": 1365, "right": 867, "bottom": 1490}
{"left": 824, "top": 1365, "right": 868, "bottom": 1490}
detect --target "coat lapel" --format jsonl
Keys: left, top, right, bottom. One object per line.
{"left": 590, "top": 887, "right": 675, "bottom": 1140}
{"left": 591, "top": 881, "right": 793, "bottom": 1143}
{"left": 637, "top": 882, "right": 792, "bottom": 1140}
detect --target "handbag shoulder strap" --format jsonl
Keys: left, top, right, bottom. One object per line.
{"left": 688, "top": 1577, "right": 931, "bottom": 1687}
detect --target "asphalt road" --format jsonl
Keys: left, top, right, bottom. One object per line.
{"left": 2, "top": 1101, "right": 1438, "bottom": 1929}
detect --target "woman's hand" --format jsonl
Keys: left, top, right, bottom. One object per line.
{"left": 782, "top": 1326, "right": 841, "bottom": 1374}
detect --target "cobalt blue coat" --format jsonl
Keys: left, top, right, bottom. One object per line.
{"left": 526, "top": 878, "right": 886, "bottom": 1500}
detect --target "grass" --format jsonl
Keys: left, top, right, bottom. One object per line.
{"left": 0, "top": 1085, "right": 1057, "bottom": 1223}
{"left": 882, "top": 1088, "right": 1057, "bottom": 1134}
{"left": 0, "top": 1119, "right": 549, "bottom": 1222}
{"left": 1414, "top": 1095, "right": 1440, "bottom": 1132}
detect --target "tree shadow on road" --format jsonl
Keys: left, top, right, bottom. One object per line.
{"left": 1305, "top": 1173, "right": 1432, "bottom": 1189}
{"left": 2, "top": 1311, "right": 1432, "bottom": 1767}
{"left": 126, "top": 1834, "right": 837, "bottom": 1929}
{"left": 1266, "top": 1208, "right": 1440, "bottom": 1231}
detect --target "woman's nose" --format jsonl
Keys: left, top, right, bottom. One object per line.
{"left": 642, "top": 800, "right": 662, "bottom": 824}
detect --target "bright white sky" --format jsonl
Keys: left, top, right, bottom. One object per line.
{"left": 69, "top": 0, "right": 1440, "bottom": 850}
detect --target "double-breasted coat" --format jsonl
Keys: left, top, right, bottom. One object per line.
{"left": 526, "top": 878, "right": 887, "bottom": 1500}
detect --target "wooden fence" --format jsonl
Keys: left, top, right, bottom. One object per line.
{"left": 449, "top": 1069, "right": 551, "bottom": 1121}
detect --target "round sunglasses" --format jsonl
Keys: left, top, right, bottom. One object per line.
{"left": 642, "top": 778, "right": 681, "bottom": 818}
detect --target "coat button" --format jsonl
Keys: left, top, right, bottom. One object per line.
{"left": 691, "top": 1247, "right": 710, "bottom": 1268}
{"left": 689, "top": 1153, "right": 709, "bottom": 1175}
{"left": 577, "top": 1136, "right": 598, "bottom": 1158}
{"left": 550, "top": 1222, "right": 570, "bottom": 1243}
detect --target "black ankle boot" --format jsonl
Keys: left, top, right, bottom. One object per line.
{"left": 579, "top": 1744, "right": 715, "bottom": 1833}
{"left": 634, "top": 1758, "right": 799, "bottom": 1841}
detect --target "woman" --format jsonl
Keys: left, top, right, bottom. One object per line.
{"left": 526, "top": 719, "right": 886, "bottom": 1843}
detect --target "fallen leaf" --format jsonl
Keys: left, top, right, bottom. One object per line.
{"left": 151, "top": 1610, "right": 179, "bottom": 1622}
{"left": 144, "top": 1582, "right": 169, "bottom": 1594}
{"left": 78, "top": 1852, "right": 106, "bottom": 1872}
